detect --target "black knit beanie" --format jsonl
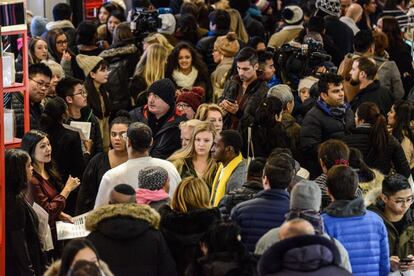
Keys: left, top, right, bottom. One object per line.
{"left": 147, "top": 78, "right": 176, "bottom": 107}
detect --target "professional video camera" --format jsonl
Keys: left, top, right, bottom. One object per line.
{"left": 275, "top": 39, "right": 333, "bottom": 87}
{"left": 130, "top": 8, "right": 162, "bottom": 41}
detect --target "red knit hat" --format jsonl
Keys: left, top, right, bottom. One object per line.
{"left": 176, "top": 87, "right": 205, "bottom": 112}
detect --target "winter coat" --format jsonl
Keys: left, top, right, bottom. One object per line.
{"left": 185, "top": 252, "right": 258, "bottom": 276}
{"left": 322, "top": 198, "right": 390, "bottom": 276}
{"left": 388, "top": 43, "right": 414, "bottom": 95}
{"left": 159, "top": 205, "right": 222, "bottom": 275}
{"left": 129, "top": 105, "right": 186, "bottom": 159}
{"left": 12, "top": 92, "right": 43, "bottom": 138}
{"left": 219, "top": 76, "right": 268, "bottom": 130}
{"left": 44, "top": 259, "right": 113, "bottom": 276}
{"left": 267, "top": 25, "right": 303, "bottom": 49}
{"left": 243, "top": 13, "right": 265, "bottom": 39}
{"left": 324, "top": 16, "right": 354, "bottom": 65}
{"left": 86, "top": 203, "right": 177, "bottom": 276}
{"left": 342, "top": 125, "right": 411, "bottom": 177}
{"left": 99, "top": 43, "right": 140, "bottom": 113}
{"left": 300, "top": 100, "right": 355, "bottom": 178}
{"left": 172, "top": 157, "right": 218, "bottom": 190}
{"left": 211, "top": 57, "right": 234, "bottom": 102}
{"left": 258, "top": 235, "right": 352, "bottom": 276}
{"left": 218, "top": 179, "right": 263, "bottom": 219}
{"left": 358, "top": 168, "right": 384, "bottom": 196}
{"left": 230, "top": 189, "right": 290, "bottom": 252}
{"left": 281, "top": 112, "right": 301, "bottom": 160}
{"left": 350, "top": 80, "right": 392, "bottom": 116}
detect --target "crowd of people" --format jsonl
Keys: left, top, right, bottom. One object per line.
{"left": 6, "top": 0, "right": 414, "bottom": 275}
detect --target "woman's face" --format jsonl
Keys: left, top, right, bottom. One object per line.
{"left": 90, "top": 65, "right": 109, "bottom": 84}
{"left": 99, "top": 7, "right": 110, "bottom": 24}
{"left": 376, "top": 18, "right": 383, "bottom": 32}
{"left": 194, "top": 131, "right": 214, "bottom": 157}
{"left": 55, "top": 34, "right": 68, "bottom": 55}
{"left": 107, "top": 16, "right": 121, "bottom": 34}
{"left": 212, "top": 48, "right": 222, "bottom": 64}
{"left": 178, "top": 48, "right": 193, "bottom": 72}
{"left": 299, "top": 88, "right": 310, "bottom": 103}
{"left": 33, "top": 137, "right": 52, "bottom": 164}
{"left": 388, "top": 105, "right": 396, "bottom": 127}
{"left": 177, "top": 102, "right": 195, "bottom": 119}
{"left": 110, "top": 123, "right": 128, "bottom": 152}
{"left": 207, "top": 110, "right": 223, "bottom": 133}
{"left": 26, "top": 157, "right": 33, "bottom": 181}
{"left": 34, "top": 40, "right": 48, "bottom": 61}
{"left": 49, "top": 74, "right": 62, "bottom": 96}
{"left": 71, "top": 247, "right": 98, "bottom": 268}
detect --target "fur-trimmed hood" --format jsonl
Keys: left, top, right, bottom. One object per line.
{"left": 99, "top": 43, "right": 138, "bottom": 60}
{"left": 44, "top": 259, "right": 113, "bottom": 276}
{"left": 86, "top": 203, "right": 160, "bottom": 233}
{"left": 46, "top": 20, "right": 75, "bottom": 31}
{"left": 364, "top": 187, "right": 382, "bottom": 207}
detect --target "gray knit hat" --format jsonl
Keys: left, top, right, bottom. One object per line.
{"left": 290, "top": 180, "right": 322, "bottom": 211}
{"left": 316, "top": 0, "right": 341, "bottom": 17}
{"left": 138, "top": 166, "right": 169, "bottom": 190}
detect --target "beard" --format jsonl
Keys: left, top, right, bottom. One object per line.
{"left": 349, "top": 77, "right": 360, "bottom": 86}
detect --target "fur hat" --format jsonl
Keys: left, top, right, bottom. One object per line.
{"left": 176, "top": 87, "right": 205, "bottom": 112}
{"left": 138, "top": 166, "right": 169, "bottom": 190}
{"left": 158, "top": 14, "right": 176, "bottom": 35}
{"left": 298, "top": 76, "right": 319, "bottom": 92}
{"left": 214, "top": 32, "right": 240, "bottom": 57}
{"left": 30, "top": 16, "right": 48, "bottom": 37}
{"left": 147, "top": 78, "right": 176, "bottom": 107}
{"left": 290, "top": 180, "right": 322, "bottom": 211}
{"left": 316, "top": 0, "right": 341, "bottom": 17}
{"left": 76, "top": 54, "right": 103, "bottom": 77}
{"left": 282, "top": 5, "right": 304, "bottom": 25}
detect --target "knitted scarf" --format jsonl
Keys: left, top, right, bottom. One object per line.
{"left": 172, "top": 66, "right": 198, "bottom": 88}
{"left": 136, "top": 188, "right": 169, "bottom": 205}
{"left": 210, "top": 153, "right": 243, "bottom": 206}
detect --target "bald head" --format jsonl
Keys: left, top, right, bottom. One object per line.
{"left": 279, "top": 219, "right": 315, "bottom": 240}
{"left": 346, "top": 4, "right": 363, "bottom": 22}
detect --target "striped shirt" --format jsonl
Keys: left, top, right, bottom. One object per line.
{"left": 381, "top": 9, "right": 414, "bottom": 30}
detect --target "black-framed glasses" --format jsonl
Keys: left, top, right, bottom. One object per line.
{"left": 71, "top": 90, "right": 88, "bottom": 97}
{"left": 56, "top": 40, "right": 68, "bottom": 45}
{"left": 30, "top": 78, "right": 50, "bottom": 89}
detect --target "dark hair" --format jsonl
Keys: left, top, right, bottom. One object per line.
{"left": 127, "top": 122, "right": 153, "bottom": 152}
{"left": 133, "top": 0, "right": 152, "bottom": 9}
{"left": 220, "top": 129, "right": 243, "bottom": 155}
{"left": 381, "top": 16, "right": 405, "bottom": 49}
{"left": 46, "top": 28, "right": 73, "bottom": 62}
{"left": 166, "top": 42, "right": 208, "bottom": 80}
{"left": 349, "top": 147, "right": 375, "bottom": 182}
{"left": 56, "top": 77, "right": 83, "bottom": 99}
{"left": 84, "top": 60, "right": 110, "bottom": 119}
{"left": 5, "top": 149, "right": 31, "bottom": 196}
{"left": 356, "top": 57, "right": 377, "bottom": 80}
{"left": 40, "top": 97, "right": 68, "bottom": 133}
{"left": 97, "top": 2, "right": 124, "bottom": 24}
{"left": 201, "top": 221, "right": 245, "bottom": 257}
{"left": 21, "top": 130, "right": 62, "bottom": 186}
{"left": 110, "top": 110, "right": 132, "bottom": 129}
{"left": 327, "top": 165, "right": 358, "bottom": 200}
{"left": 29, "top": 62, "right": 52, "bottom": 79}
{"left": 113, "top": 183, "right": 136, "bottom": 195}
{"left": 356, "top": 102, "right": 389, "bottom": 157}
{"left": 247, "top": 157, "right": 267, "bottom": 178}
{"left": 391, "top": 100, "right": 414, "bottom": 144}
{"left": 264, "top": 154, "right": 295, "bottom": 189}
{"left": 382, "top": 173, "right": 411, "bottom": 196}
{"left": 108, "top": 9, "right": 126, "bottom": 24}
{"left": 235, "top": 47, "right": 258, "bottom": 65}
{"left": 383, "top": 0, "right": 407, "bottom": 10}
{"left": 68, "top": 260, "right": 101, "bottom": 276}
{"left": 177, "top": 14, "right": 199, "bottom": 45}
{"left": 53, "top": 3, "right": 72, "bottom": 21}
{"left": 76, "top": 21, "right": 97, "bottom": 45}
{"left": 354, "top": 30, "right": 374, "bottom": 53}
{"left": 308, "top": 16, "right": 325, "bottom": 33}
{"left": 318, "top": 139, "right": 350, "bottom": 170}
{"left": 209, "top": 10, "right": 231, "bottom": 31}
{"left": 317, "top": 73, "right": 343, "bottom": 95}
{"left": 181, "top": 2, "right": 199, "bottom": 18}
{"left": 255, "top": 97, "right": 283, "bottom": 128}
{"left": 248, "top": 36, "right": 265, "bottom": 50}
{"left": 258, "top": 51, "right": 274, "bottom": 65}
{"left": 59, "top": 238, "right": 100, "bottom": 276}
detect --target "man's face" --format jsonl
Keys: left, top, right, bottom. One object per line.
{"left": 341, "top": 0, "right": 351, "bottom": 15}
{"left": 237, "top": 60, "right": 258, "bottom": 83}
{"left": 365, "top": 0, "right": 377, "bottom": 14}
{"left": 147, "top": 92, "right": 170, "bottom": 118}
{"left": 382, "top": 189, "right": 413, "bottom": 217}
{"left": 321, "top": 83, "right": 345, "bottom": 106}
{"left": 29, "top": 73, "right": 50, "bottom": 103}
{"left": 349, "top": 61, "right": 361, "bottom": 86}
{"left": 68, "top": 84, "right": 88, "bottom": 109}
{"left": 211, "top": 134, "right": 226, "bottom": 162}
{"left": 261, "top": 58, "right": 276, "bottom": 81}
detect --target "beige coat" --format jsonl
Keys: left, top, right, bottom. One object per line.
{"left": 211, "top": 57, "right": 234, "bottom": 102}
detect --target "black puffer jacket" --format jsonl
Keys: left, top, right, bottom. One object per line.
{"left": 342, "top": 126, "right": 411, "bottom": 177}
{"left": 129, "top": 105, "right": 186, "bottom": 159}
{"left": 159, "top": 205, "right": 221, "bottom": 275}
{"left": 86, "top": 203, "right": 177, "bottom": 276}
{"left": 99, "top": 42, "right": 140, "bottom": 113}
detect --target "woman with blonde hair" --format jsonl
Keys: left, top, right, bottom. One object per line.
{"left": 41, "top": 59, "right": 64, "bottom": 104}
{"left": 195, "top": 103, "right": 224, "bottom": 133}
{"left": 130, "top": 44, "right": 169, "bottom": 107}
{"left": 159, "top": 176, "right": 221, "bottom": 275}
{"left": 169, "top": 122, "right": 218, "bottom": 189}
{"left": 142, "top": 33, "right": 174, "bottom": 54}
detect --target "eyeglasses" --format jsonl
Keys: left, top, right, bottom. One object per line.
{"left": 71, "top": 90, "right": 88, "bottom": 97}
{"left": 392, "top": 197, "right": 413, "bottom": 206}
{"left": 30, "top": 78, "right": 50, "bottom": 89}
{"left": 177, "top": 103, "right": 191, "bottom": 110}
{"left": 56, "top": 40, "right": 68, "bottom": 45}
